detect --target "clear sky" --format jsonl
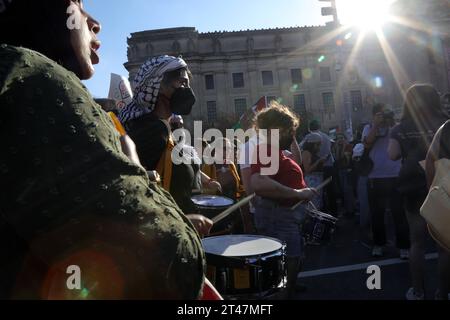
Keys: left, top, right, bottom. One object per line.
{"left": 83, "top": 0, "right": 397, "bottom": 97}
{"left": 83, "top": 0, "right": 331, "bottom": 97}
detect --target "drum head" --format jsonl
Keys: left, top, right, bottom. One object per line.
{"left": 191, "top": 195, "right": 234, "bottom": 208}
{"left": 202, "top": 235, "right": 283, "bottom": 257}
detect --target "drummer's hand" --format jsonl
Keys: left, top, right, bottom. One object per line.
{"left": 296, "top": 188, "right": 318, "bottom": 202}
{"left": 207, "top": 180, "right": 222, "bottom": 193}
{"left": 187, "top": 214, "right": 213, "bottom": 237}
{"left": 147, "top": 170, "right": 161, "bottom": 183}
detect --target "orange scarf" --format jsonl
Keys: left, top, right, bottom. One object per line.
{"left": 108, "top": 112, "right": 127, "bottom": 137}
{"left": 155, "top": 121, "right": 175, "bottom": 192}
{"left": 108, "top": 113, "right": 172, "bottom": 191}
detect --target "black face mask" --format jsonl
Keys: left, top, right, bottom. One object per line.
{"left": 169, "top": 87, "right": 196, "bottom": 116}
{"left": 279, "top": 135, "right": 294, "bottom": 151}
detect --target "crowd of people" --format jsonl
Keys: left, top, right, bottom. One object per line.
{"left": 0, "top": 0, "right": 449, "bottom": 301}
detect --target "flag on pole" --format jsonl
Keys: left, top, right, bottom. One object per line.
{"left": 234, "top": 96, "right": 269, "bottom": 129}
{"left": 251, "top": 96, "right": 269, "bottom": 113}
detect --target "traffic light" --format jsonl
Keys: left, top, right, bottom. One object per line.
{"left": 319, "top": 0, "right": 339, "bottom": 26}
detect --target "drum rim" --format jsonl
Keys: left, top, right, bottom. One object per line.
{"left": 191, "top": 195, "right": 235, "bottom": 207}
{"left": 191, "top": 195, "right": 234, "bottom": 200}
{"left": 202, "top": 234, "right": 285, "bottom": 258}
{"left": 307, "top": 209, "right": 338, "bottom": 223}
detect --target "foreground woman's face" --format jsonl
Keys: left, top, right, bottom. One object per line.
{"left": 68, "top": 0, "right": 101, "bottom": 80}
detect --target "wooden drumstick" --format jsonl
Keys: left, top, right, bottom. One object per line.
{"left": 212, "top": 194, "right": 256, "bottom": 224}
{"left": 290, "top": 177, "right": 333, "bottom": 211}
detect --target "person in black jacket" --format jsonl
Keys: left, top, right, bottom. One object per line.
{"left": 119, "top": 56, "right": 218, "bottom": 237}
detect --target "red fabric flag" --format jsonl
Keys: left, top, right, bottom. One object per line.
{"left": 252, "top": 96, "right": 268, "bottom": 113}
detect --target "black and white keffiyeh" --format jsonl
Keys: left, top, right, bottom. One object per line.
{"left": 119, "top": 55, "right": 187, "bottom": 124}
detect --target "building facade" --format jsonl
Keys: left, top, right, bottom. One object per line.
{"left": 124, "top": 0, "right": 450, "bottom": 134}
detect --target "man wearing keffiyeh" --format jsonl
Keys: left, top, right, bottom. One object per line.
{"left": 120, "top": 56, "right": 216, "bottom": 237}
{"left": 119, "top": 55, "right": 189, "bottom": 124}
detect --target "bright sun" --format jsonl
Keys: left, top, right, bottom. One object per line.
{"left": 336, "top": 0, "right": 395, "bottom": 30}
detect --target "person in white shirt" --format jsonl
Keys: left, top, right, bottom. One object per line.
{"left": 308, "top": 120, "right": 337, "bottom": 215}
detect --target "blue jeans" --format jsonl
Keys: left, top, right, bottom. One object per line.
{"left": 254, "top": 198, "right": 306, "bottom": 258}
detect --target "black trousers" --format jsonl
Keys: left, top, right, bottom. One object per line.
{"left": 368, "top": 177, "right": 410, "bottom": 249}
{"left": 323, "top": 166, "right": 338, "bottom": 215}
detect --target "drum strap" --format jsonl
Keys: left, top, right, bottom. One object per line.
{"left": 156, "top": 120, "right": 175, "bottom": 192}
{"left": 202, "top": 164, "right": 217, "bottom": 181}
{"left": 107, "top": 114, "right": 172, "bottom": 190}
{"left": 108, "top": 112, "right": 127, "bottom": 137}
{"left": 228, "top": 163, "right": 245, "bottom": 198}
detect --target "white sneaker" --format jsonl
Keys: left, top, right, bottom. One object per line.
{"left": 400, "top": 249, "right": 409, "bottom": 260}
{"left": 406, "top": 288, "right": 424, "bottom": 300}
{"left": 372, "top": 246, "right": 383, "bottom": 257}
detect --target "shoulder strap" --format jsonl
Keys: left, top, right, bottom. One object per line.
{"left": 156, "top": 120, "right": 175, "bottom": 192}
{"left": 228, "top": 163, "right": 244, "bottom": 198}
{"left": 108, "top": 112, "right": 127, "bottom": 137}
{"left": 202, "top": 164, "right": 217, "bottom": 181}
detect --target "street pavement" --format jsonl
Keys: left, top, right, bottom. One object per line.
{"left": 296, "top": 212, "right": 440, "bottom": 300}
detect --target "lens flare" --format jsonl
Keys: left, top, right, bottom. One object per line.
{"left": 290, "top": 84, "right": 300, "bottom": 93}
{"left": 303, "top": 68, "right": 313, "bottom": 80}
{"left": 337, "top": 0, "right": 395, "bottom": 31}
{"left": 374, "top": 76, "right": 383, "bottom": 88}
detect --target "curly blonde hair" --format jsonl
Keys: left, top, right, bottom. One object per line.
{"left": 255, "top": 101, "right": 300, "bottom": 132}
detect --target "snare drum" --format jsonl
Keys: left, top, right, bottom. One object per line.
{"left": 202, "top": 235, "right": 286, "bottom": 297}
{"left": 191, "top": 195, "right": 235, "bottom": 235}
{"left": 303, "top": 205, "right": 338, "bottom": 245}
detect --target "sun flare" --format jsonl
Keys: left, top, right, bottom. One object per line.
{"left": 337, "top": 0, "right": 395, "bottom": 31}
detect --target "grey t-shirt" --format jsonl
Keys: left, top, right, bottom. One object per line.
{"left": 362, "top": 124, "right": 401, "bottom": 179}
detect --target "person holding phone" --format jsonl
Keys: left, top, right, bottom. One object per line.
{"left": 363, "top": 103, "right": 410, "bottom": 259}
